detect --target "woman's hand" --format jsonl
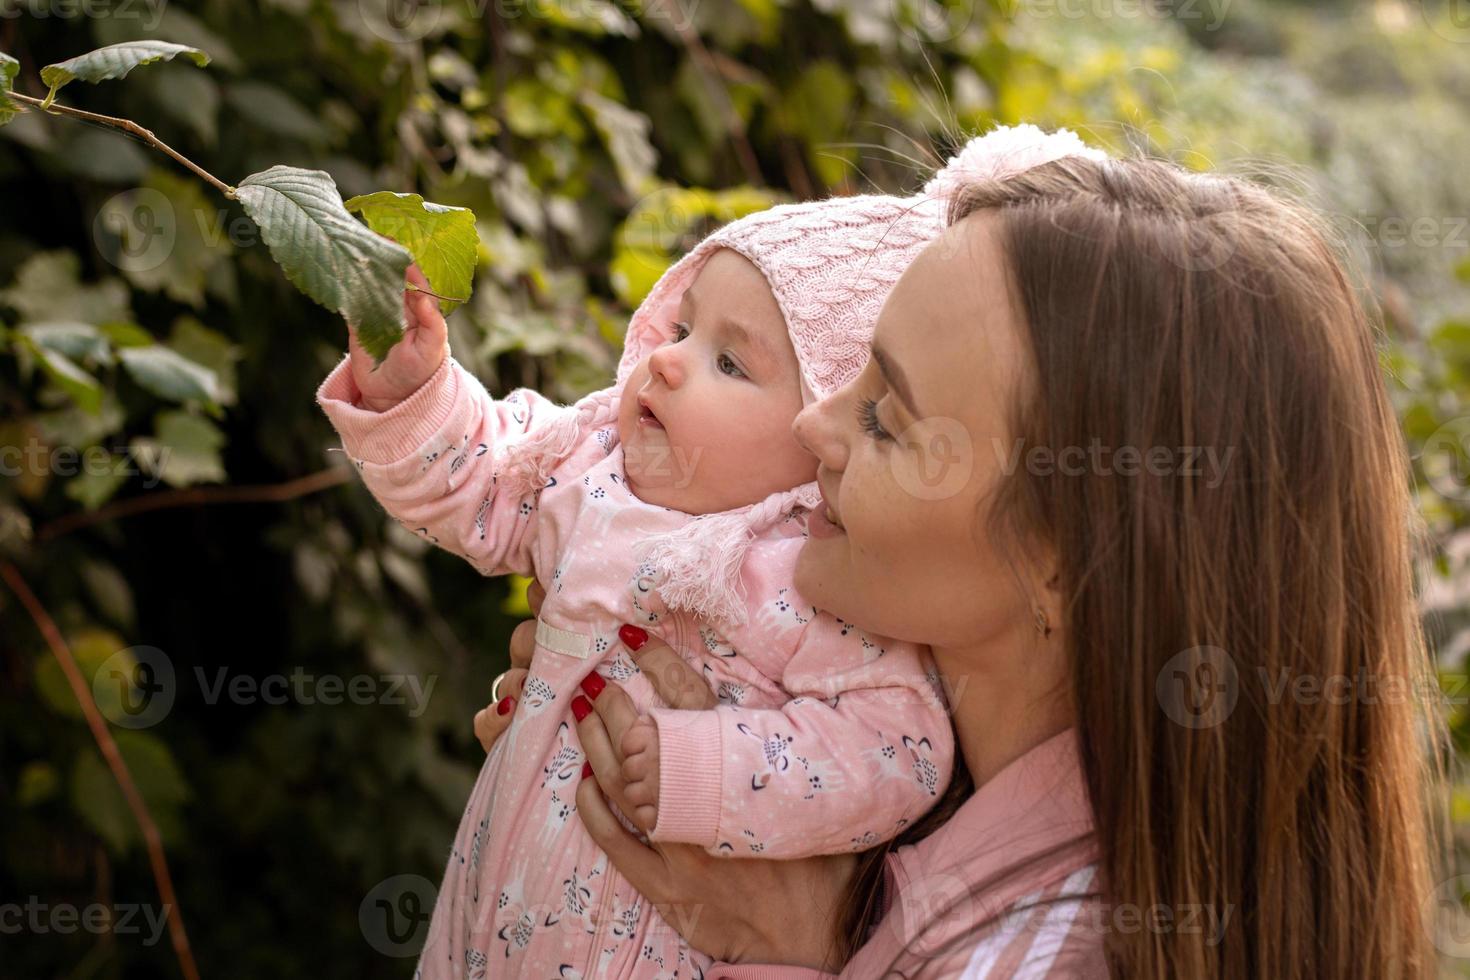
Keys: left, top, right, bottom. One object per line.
{"left": 350, "top": 262, "right": 449, "bottom": 413}
{"left": 472, "top": 580, "right": 545, "bottom": 752}
{"left": 573, "top": 630, "right": 856, "bottom": 972}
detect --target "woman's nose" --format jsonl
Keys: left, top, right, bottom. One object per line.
{"left": 793, "top": 388, "right": 850, "bottom": 473}
{"left": 648, "top": 344, "right": 684, "bottom": 388}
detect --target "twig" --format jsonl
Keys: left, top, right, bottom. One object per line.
{"left": 406, "top": 281, "right": 466, "bottom": 304}
{"left": 37, "top": 466, "right": 353, "bottom": 542}
{"left": 7, "top": 91, "right": 237, "bottom": 200}
{"left": 0, "top": 561, "right": 201, "bottom": 980}
{"left": 651, "top": 0, "right": 764, "bottom": 185}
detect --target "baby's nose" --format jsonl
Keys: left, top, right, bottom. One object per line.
{"left": 648, "top": 344, "right": 684, "bottom": 388}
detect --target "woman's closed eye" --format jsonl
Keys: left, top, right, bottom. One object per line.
{"left": 857, "top": 397, "right": 893, "bottom": 442}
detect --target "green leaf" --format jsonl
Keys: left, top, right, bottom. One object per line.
{"left": 0, "top": 250, "right": 132, "bottom": 324}
{"left": 71, "top": 731, "right": 191, "bottom": 856}
{"left": 342, "top": 191, "right": 478, "bottom": 315}
{"left": 168, "top": 317, "right": 240, "bottom": 406}
{"left": 131, "top": 410, "right": 225, "bottom": 488}
{"left": 20, "top": 322, "right": 111, "bottom": 364}
{"left": 40, "top": 41, "right": 209, "bottom": 106}
{"left": 118, "top": 345, "right": 220, "bottom": 405}
{"left": 18, "top": 335, "right": 102, "bottom": 413}
{"left": 235, "top": 166, "right": 411, "bottom": 361}
{"left": 580, "top": 92, "right": 657, "bottom": 195}
{"left": 17, "top": 762, "right": 59, "bottom": 807}
{"left": 0, "top": 51, "right": 19, "bottom": 128}
{"left": 34, "top": 628, "right": 129, "bottom": 722}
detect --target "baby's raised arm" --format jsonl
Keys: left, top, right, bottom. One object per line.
{"left": 316, "top": 268, "right": 553, "bottom": 578}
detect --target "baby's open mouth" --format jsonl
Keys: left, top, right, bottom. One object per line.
{"left": 637, "top": 397, "right": 664, "bottom": 429}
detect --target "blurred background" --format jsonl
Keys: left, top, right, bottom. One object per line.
{"left": 2, "top": 0, "right": 1469, "bottom": 976}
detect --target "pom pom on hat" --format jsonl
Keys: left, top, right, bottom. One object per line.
{"left": 922, "top": 123, "right": 1107, "bottom": 204}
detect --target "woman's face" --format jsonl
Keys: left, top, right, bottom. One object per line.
{"left": 793, "top": 214, "right": 1040, "bottom": 650}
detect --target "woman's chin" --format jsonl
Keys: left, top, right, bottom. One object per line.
{"left": 794, "top": 537, "right": 849, "bottom": 615}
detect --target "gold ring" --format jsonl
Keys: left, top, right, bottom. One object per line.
{"left": 490, "top": 670, "right": 511, "bottom": 704}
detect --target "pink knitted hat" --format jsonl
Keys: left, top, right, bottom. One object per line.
{"left": 499, "top": 124, "right": 1107, "bottom": 627}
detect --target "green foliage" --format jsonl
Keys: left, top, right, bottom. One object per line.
{"left": 1, "top": 2, "right": 1467, "bottom": 977}
{"left": 39, "top": 40, "right": 210, "bottom": 106}
{"left": 235, "top": 166, "right": 414, "bottom": 360}
{"left": 344, "top": 192, "right": 480, "bottom": 314}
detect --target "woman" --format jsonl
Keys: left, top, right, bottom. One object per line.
{"left": 480, "top": 154, "right": 1445, "bottom": 977}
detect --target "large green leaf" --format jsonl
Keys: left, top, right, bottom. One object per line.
{"left": 39, "top": 41, "right": 210, "bottom": 106}
{"left": 130, "top": 410, "right": 226, "bottom": 488}
{"left": 18, "top": 335, "right": 102, "bottom": 414}
{"left": 235, "top": 166, "right": 411, "bottom": 361}
{"left": 118, "top": 345, "right": 220, "bottom": 405}
{"left": 343, "top": 191, "right": 478, "bottom": 315}
{"left": 0, "top": 51, "right": 18, "bottom": 127}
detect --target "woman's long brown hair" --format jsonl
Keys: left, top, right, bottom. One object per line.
{"left": 838, "top": 155, "right": 1447, "bottom": 977}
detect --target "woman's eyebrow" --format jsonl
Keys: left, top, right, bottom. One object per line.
{"left": 872, "top": 344, "right": 923, "bottom": 416}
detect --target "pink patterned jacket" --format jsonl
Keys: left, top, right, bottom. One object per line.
{"left": 316, "top": 352, "right": 955, "bottom": 980}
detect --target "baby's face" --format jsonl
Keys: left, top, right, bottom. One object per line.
{"left": 618, "top": 248, "right": 817, "bottom": 515}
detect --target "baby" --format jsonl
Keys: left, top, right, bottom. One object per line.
{"left": 317, "top": 126, "right": 1097, "bottom": 980}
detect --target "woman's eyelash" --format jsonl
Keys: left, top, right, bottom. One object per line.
{"left": 857, "top": 397, "right": 892, "bottom": 441}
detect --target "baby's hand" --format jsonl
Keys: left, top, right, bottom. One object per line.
{"left": 619, "top": 716, "right": 661, "bottom": 833}
{"left": 349, "top": 263, "right": 448, "bottom": 413}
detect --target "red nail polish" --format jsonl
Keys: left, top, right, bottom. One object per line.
{"left": 571, "top": 695, "right": 593, "bottom": 722}
{"left": 581, "top": 761, "right": 593, "bottom": 780}
{"left": 619, "top": 624, "right": 648, "bottom": 651}
{"left": 496, "top": 696, "right": 514, "bottom": 716}
{"left": 580, "top": 673, "right": 606, "bottom": 700}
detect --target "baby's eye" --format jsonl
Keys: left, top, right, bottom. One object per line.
{"left": 672, "top": 321, "right": 690, "bottom": 342}
{"left": 717, "top": 353, "right": 746, "bottom": 378}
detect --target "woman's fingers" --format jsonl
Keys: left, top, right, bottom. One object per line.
{"left": 576, "top": 775, "right": 668, "bottom": 903}
{"left": 527, "top": 580, "right": 547, "bottom": 616}
{"left": 626, "top": 630, "right": 717, "bottom": 710}
{"left": 509, "top": 619, "right": 536, "bottom": 670}
{"left": 473, "top": 667, "right": 526, "bottom": 753}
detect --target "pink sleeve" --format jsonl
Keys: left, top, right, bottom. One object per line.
{"left": 648, "top": 615, "right": 955, "bottom": 858}
{"left": 315, "top": 352, "right": 551, "bottom": 578}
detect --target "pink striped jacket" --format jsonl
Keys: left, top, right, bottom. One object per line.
{"left": 708, "top": 729, "right": 1106, "bottom": 979}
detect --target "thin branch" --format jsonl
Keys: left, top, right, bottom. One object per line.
{"left": 406, "top": 281, "right": 466, "bottom": 304}
{"left": 37, "top": 466, "right": 352, "bottom": 543}
{"left": 652, "top": 0, "right": 763, "bottom": 185}
{"left": 0, "top": 561, "right": 201, "bottom": 980}
{"left": 7, "top": 91, "right": 237, "bottom": 200}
